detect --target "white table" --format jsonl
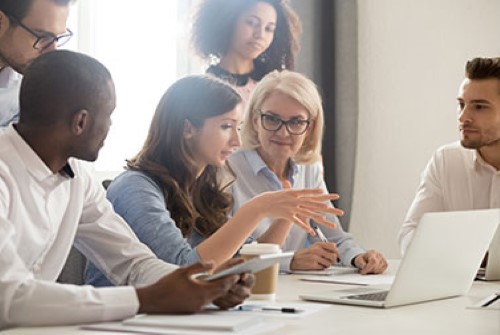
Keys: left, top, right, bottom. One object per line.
{"left": 274, "top": 270, "right": 500, "bottom": 334}
{"left": 3, "top": 262, "right": 500, "bottom": 334}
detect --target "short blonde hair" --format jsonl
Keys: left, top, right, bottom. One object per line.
{"left": 241, "top": 70, "right": 324, "bottom": 164}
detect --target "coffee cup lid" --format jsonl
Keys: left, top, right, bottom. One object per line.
{"left": 240, "top": 243, "right": 281, "bottom": 255}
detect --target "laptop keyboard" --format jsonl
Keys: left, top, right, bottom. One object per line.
{"left": 345, "top": 291, "right": 389, "bottom": 301}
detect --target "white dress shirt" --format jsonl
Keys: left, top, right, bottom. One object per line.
{"left": 0, "top": 67, "right": 21, "bottom": 127}
{"left": 399, "top": 142, "right": 500, "bottom": 254}
{"left": 0, "top": 126, "right": 177, "bottom": 329}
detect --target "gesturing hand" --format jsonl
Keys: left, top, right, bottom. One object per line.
{"left": 252, "top": 188, "right": 343, "bottom": 235}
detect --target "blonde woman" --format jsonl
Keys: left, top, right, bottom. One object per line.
{"left": 229, "top": 71, "right": 388, "bottom": 274}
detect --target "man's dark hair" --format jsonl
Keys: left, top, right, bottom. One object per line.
{"left": 19, "top": 50, "right": 112, "bottom": 126}
{"left": 0, "top": 0, "right": 75, "bottom": 21}
{"left": 465, "top": 57, "right": 500, "bottom": 81}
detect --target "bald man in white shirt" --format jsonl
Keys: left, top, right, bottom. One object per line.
{"left": 399, "top": 57, "right": 500, "bottom": 254}
{"left": 0, "top": 50, "right": 253, "bottom": 330}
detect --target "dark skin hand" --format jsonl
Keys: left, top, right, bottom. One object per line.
{"left": 212, "top": 258, "right": 255, "bottom": 309}
{"left": 136, "top": 261, "right": 243, "bottom": 314}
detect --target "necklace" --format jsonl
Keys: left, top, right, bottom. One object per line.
{"left": 207, "top": 65, "right": 263, "bottom": 87}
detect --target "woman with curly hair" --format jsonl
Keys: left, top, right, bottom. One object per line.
{"left": 85, "top": 75, "right": 342, "bottom": 286}
{"left": 190, "top": 0, "right": 301, "bottom": 102}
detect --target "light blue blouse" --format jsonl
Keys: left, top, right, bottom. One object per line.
{"left": 228, "top": 149, "right": 365, "bottom": 271}
{"left": 85, "top": 170, "right": 203, "bottom": 286}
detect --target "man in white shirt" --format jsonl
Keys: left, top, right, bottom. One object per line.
{"left": 399, "top": 57, "right": 500, "bottom": 254}
{"left": 0, "top": 0, "right": 74, "bottom": 126}
{"left": 0, "top": 50, "right": 253, "bottom": 330}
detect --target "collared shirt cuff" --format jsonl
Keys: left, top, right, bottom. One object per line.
{"left": 342, "top": 247, "right": 366, "bottom": 267}
{"left": 98, "top": 286, "right": 140, "bottom": 322}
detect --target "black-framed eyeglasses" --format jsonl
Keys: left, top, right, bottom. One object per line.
{"left": 6, "top": 14, "right": 73, "bottom": 50}
{"left": 259, "top": 112, "right": 311, "bottom": 135}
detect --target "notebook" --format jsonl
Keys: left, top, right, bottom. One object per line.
{"left": 123, "top": 312, "right": 260, "bottom": 332}
{"left": 300, "top": 209, "right": 500, "bottom": 308}
{"left": 476, "top": 222, "right": 500, "bottom": 281}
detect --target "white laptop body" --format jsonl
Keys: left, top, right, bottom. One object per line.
{"left": 300, "top": 209, "right": 500, "bottom": 308}
{"left": 477, "top": 223, "right": 500, "bottom": 281}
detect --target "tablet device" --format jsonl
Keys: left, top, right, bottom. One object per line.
{"left": 205, "top": 252, "right": 294, "bottom": 281}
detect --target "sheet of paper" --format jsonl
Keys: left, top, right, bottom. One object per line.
{"left": 301, "top": 273, "right": 395, "bottom": 286}
{"left": 289, "top": 265, "right": 358, "bottom": 276}
{"left": 82, "top": 318, "right": 283, "bottom": 335}
{"left": 122, "top": 312, "right": 258, "bottom": 332}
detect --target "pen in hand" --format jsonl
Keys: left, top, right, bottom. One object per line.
{"left": 313, "top": 225, "right": 343, "bottom": 264}
{"left": 313, "top": 225, "right": 328, "bottom": 243}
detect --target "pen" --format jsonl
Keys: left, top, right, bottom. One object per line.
{"left": 481, "top": 293, "right": 500, "bottom": 307}
{"left": 236, "top": 305, "right": 301, "bottom": 313}
{"left": 313, "top": 225, "right": 328, "bottom": 243}
{"left": 313, "top": 225, "right": 343, "bottom": 264}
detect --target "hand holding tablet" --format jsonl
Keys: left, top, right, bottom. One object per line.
{"left": 205, "top": 252, "right": 294, "bottom": 281}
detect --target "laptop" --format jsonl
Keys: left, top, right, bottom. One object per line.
{"left": 300, "top": 209, "right": 500, "bottom": 308}
{"left": 476, "top": 223, "right": 500, "bottom": 281}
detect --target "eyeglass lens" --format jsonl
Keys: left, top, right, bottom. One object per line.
{"left": 261, "top": 114, "right": 309, "bottom": 135}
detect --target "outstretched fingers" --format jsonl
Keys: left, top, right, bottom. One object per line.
{"left": 294, "top": 208, "right": 336, "bottom": 230}
{"left": 294, "top": 198, "right": 344, "bottom": 218}
{"left": 290, "top": 214, "right": 315, "bottom": 234}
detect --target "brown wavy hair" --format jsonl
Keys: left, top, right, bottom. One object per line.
{"left": 127, "top": 75, "right": 242, "bottom": 237}
{"left": 190, "top": 0, "right": 301, "bottom": 75}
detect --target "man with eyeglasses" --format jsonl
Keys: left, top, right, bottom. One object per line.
{"left": 0, "top": 0, "right": 74, "bottom": 127}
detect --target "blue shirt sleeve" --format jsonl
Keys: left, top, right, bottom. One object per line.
{"left": 307, "top": 163, "right": 365, "bottom": 266}
{"left": 85, "top": 171, "right": 201, "bottom": 287}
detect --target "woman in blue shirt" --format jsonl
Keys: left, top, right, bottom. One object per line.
{"left": 229, "top": 70, "right": 388, "bottom": 274}
{"left": 85, "top": 75, "right": 342, "bottom": 286}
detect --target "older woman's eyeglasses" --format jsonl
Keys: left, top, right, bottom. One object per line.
{"left": 259, "top": 112, "right": 310, "bottom": 135}
{"left": 7, "top": 14, "right": 73, "bottom": 50}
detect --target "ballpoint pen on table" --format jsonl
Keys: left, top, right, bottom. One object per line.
{"left": 236, "top": 305, "right": 302, "bottom": 313}
{"left": 481, "top": 293, "right": 500, "bottom": 307}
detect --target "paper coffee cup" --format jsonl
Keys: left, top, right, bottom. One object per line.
{"left": 240, "top": 243, "right": 281, "bottom": 300}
